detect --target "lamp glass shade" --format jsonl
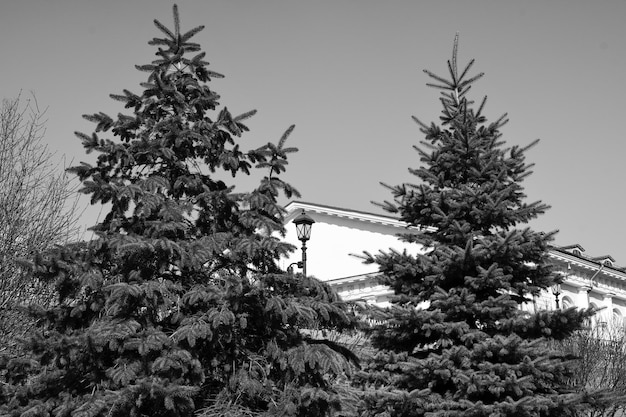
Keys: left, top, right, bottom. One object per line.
{"left": 293, "top": 211, "right": 315, "bottom": 241}
{"left": 296, "top": 222, "right": 312, "bottom": 241}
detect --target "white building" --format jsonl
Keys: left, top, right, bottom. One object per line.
{"left": 281, "top": 201, "right": 626, "bottom": 327}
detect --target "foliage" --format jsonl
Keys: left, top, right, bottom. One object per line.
{"left": 355, "top": 35, "right": 597, "bottom": 417}
{"left": 0, "top": 94, "right": 80, "bottom": 357}
{"left": 555, "top": 318, "right": 626, "bottom": 417}
{"left": 0, "top": 6, "right": 356, "bottom": 417}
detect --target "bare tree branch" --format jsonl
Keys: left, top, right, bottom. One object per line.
{"left": 0, "top": 93, "right": 82, "bottom": 355}
{"left": 555, "top": 318, "right": 626, "bottom": 417}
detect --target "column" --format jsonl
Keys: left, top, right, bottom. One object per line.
{"left": 576, "top": 285, "right": 592, "bottom": 309}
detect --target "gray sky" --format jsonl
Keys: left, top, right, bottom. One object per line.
{"left": 2, "top": 1, "right": 625, "bottom": 262}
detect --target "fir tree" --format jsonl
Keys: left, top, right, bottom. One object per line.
{"left": 0, "top": 6, "right": 356, "bottom": 417}
{"left": 356, "top": 35, "right": 596, "bottom": 417}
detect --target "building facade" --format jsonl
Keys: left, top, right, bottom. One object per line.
{"left": 281, "top": 201, "right": 626, "bottom": 328}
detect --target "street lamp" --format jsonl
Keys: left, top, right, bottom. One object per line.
{"left": 293, "top": 210, "right": 315, "bottom": 276}
{"left": 551, "top": 282, "right": 562, "bottom": 309}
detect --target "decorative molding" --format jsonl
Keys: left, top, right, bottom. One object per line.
{"left": 284, "top": 201, "right": 435, "bottom": 232}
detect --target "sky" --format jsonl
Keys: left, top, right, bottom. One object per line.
{"left": 1, "top": 1, "right": 625, "bottom": 262}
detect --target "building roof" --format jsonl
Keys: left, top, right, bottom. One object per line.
{"left": 284, "top": 200, "right": 626, "bottom": 282}
{"left": 284, "top": 200, "right": 435, "bottom": 231}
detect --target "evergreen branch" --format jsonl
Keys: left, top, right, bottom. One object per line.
{"left": 303, "top": 337, "right": 361, "bottom": 368}
{"left": 457, "top": 58, "right": 476, "bottom": 84}
{"left": 458, "top": 72, "right": 485, "bottom": 89}
{"left": 516, "top": 167, "right": 534, "bottom": 182}
{"left": 447, "top": 60, "right": 457, "bottom": 87}
{"left": 181, "top": 41, "right": 201, "bottom": 52}
{"left": 491, "top": 113, "right": 509, "bottom": 129}
{"left": 277, "top": 125, "right": 295, "bottom": 149}
{"left": 412, "top": 145, "right": 431, "bottom": 160}
{"left": 190, "top": 51, "right": 207, "bottom": 63}
{"left": 458, "top": 84, "right": 473, "bottom": 99}
{"left": 371, "top": 187, "right": 399, "bottom": 214}
{"left": 476, "top": 96, "right": 487, "bottom": 119}
{"left": 135, "top": 64, "right": 156, "bottom": 72}
{"left": 233, "top": 109, "right": 257, "bottom": 123}
{"left": 148, "top": 37, "right": 173, "bottom": 47}
{"left": 520, "top": 138, "right": 540, "bottom": 153}
{"left": 180, "top": 25, "right": 205, "bottom": 43}
{"left": 425, "top": 82, "right": 454, "bottom": 91}
{"left": 173, "top": 4, "right": 181, "bottom": 39}
{"left": 206, "top": 70, "right": 225, "bottom": 79}
{"left": 411, "top": 115, "right": 429, "bottom": 130}
{"left": 451, "top": 32, "right": 459, "bottom": 81}
{"left": 153, "top": 19, "right": 175, "bottom": 40}
{"left": 423, "top": 69, "right": 454, "bottom": 89}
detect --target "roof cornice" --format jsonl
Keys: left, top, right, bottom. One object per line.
{"left": 548, "top": 248, "right": 626, "bottom": 281}
{"left": 284, "top": 200, "right": 433, "bottom": 231}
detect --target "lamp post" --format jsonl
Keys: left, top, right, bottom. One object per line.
{"left": 551, "top": 282, "right": 561, "bottom": 309}
{"left": 293, "top": 210, "right": 315, "bottom": 277}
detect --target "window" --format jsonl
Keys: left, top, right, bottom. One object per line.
{"left": 561, "top": 296, "right": 573, "bottom": 309}
{"left": 612, "top": 308, "right": 624, "bottom": 328}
